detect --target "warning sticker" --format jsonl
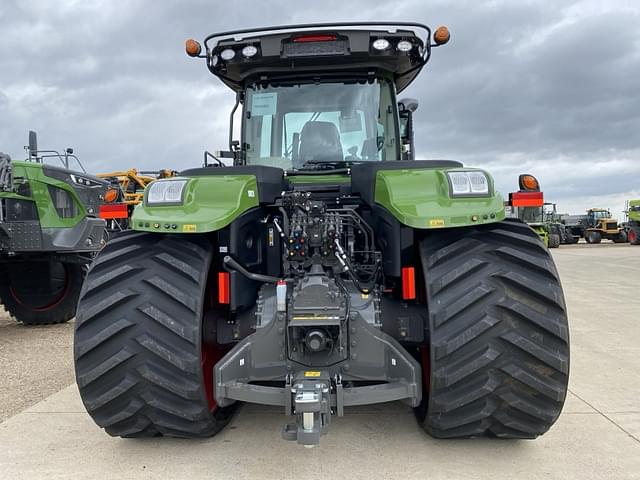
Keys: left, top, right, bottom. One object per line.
{"left": 182, "top": 224, "right": 197, "bottom": 232}
{"left": 304, "top": 371, "right": 321, "bottom": 378}
{"left": 251, "top": 92, "right": 277, "bottom": 116}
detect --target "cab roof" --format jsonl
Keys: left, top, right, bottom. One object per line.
{"left": 197, "top": 22, "right": 439, "bottom": 93}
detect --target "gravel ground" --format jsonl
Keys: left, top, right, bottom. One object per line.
{"left": 0, "top": 312, "right": 75, "bottom": 422}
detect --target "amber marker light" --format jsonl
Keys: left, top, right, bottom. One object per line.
{"left": 104, "top": 188, "right": 119, "bottom": 203}
{"left": 433, "top": 26, "right": 450, "bottom": 45}
{"left": 519, "top": 174, "right": 540, "bottom": 192}
{"left": 185, "top": 38, "right": 202, "bottom": 57}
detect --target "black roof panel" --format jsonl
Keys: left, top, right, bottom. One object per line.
{"left": 199, "top": 22, "right": 435, "bottom": 93}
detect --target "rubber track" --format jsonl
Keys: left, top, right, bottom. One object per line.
{"left": 74, "top": 231, "right": 234, "bottom": 438}
{"left": 418, "top": 219, "right": 569, "bottom": 438}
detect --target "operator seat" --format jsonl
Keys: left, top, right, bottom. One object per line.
{"left": 297, "top": 121, "right": 344, "bottom": 166}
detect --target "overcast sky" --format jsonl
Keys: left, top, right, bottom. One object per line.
{"left": 1, "top": 0, "right": 639, "bottom": 217}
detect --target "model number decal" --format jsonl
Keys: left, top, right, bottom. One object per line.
{"left": 429, "top": 219, "right": 445, "bottom": 227}
{"left": 182, "top": 224, "right": 197, "bottom": 232}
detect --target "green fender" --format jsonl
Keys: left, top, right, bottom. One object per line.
{"left": 133, "top": 167, "right": 506, "bottom": 234}
{"left": 374, "top": 168, "right": 505, "bottom": 229}
{"left": 132, "top": 175, "right": 259, "bottom": 233}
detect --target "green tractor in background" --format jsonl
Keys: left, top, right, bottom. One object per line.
{"left": 73, "top": 23, "right": 569, "bottom": 446}
{"left": 543, "top": 203, "right": 579, "bottom": 245}
{"left": 0, "top": 132, "right": 111, "bottom": 325}
{"left": 505, "top": 174, "right": 574, "bottom": 248}
{"left": 624, "top": 199, "right": 640, "bottom": 245}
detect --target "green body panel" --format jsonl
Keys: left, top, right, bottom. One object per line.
{"left": 3, "top": 161, "right": 85, "bottom": 228}
{"left": 374, "top": 168, "right": 505, "bottom": 229}
{"left": 629, "top": 200, "right": 640, "bottom": 223}
{"left": 132, "top": 175, "right": 259, "bottom": 233}
{"left": 134, "top": 167, "right": 506, "bottom": 233}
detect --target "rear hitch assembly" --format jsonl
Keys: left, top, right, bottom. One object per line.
{"left": 282, "top": 372, "right": 333, "bottom": 447}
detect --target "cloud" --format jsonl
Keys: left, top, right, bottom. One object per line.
{"left": 1, "top": 0, "right": 639, "bottom": 215}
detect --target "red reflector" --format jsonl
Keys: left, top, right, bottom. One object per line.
{"left": 402, "top": 267, "right": 416, "bottom": 300}
{"left": 510, "top": 191, "right": 544, "bottom": 207}
{"left": 218, "top": 272, "right": 230, "bottom": 305}
{"left": 99, "top": 203, "right": 129, "bottom": 219}
{"left": 292, "top": 34, "right": 337, "bottom": 43}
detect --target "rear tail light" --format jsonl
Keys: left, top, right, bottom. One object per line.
{"left": 218, "top": 272, "right": 230, "bottom": 304}
{"left": 402, "top": 267, "right": 416, "bottom": 300}
{"left": 509, "top": 191, "right": 544, "bottom": 207}
{"left": 99, "top": 203, "right": 129, "bottom": 219}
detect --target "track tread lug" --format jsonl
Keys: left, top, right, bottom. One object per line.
{"left": 75, "top": 318, "right": 135, "bottom": 358}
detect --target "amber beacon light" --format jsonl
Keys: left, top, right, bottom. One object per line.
{"left": 433, "top": 26, "right": 450, "bottom": 45}
{"left": 185, "top": 38, "right": 202, "bottom": 57}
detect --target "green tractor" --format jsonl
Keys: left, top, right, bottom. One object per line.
{"left": 0, "top": 132, "right": 110, "bottom": 325}
{"left": 625, "top": 199, "right": 640, "bottom": 245}
{"left": 74, "top": 23, "right": 569, "bottom": 446}
{"left": 505, "top": 174, "right": 574, "bottom": 248}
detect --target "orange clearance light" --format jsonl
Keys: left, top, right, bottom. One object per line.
{"left": 519, "top": 174, "right": 540, "bottom": 192}
{"left": 185, "top": 38, "right": 202, "bottom": 57}
{"left": 103, "top": 188, "right": 119, "bottom": 203}
{"left": 433, "top": 26, "right": 450, "bottom": 45}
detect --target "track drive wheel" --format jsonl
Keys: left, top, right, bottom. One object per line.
{"left": 74, "top": 231, "right": 235, "bottom": 437}
{"left": 548, "top": 233, "right": 560, "bottom": 248}
{"left": 416, "top": 219, "right": 569, "bottom": 438}
{"left": 0, "top": 258, "right": 85, "bottom": 325}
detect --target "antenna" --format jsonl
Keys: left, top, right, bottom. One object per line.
{"left": 28, "top": 130, "right": 39, "bottom": 162}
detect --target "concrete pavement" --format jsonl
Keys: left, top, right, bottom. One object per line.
{"left": 1, "top": 243, "right": 639, "bottom": 480}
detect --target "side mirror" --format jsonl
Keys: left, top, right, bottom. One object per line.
{"left": 398, "top": 99, "right": 418, "bottom": 160}
{"left": 398, "top": 98, "right": 419, "bottom": 113}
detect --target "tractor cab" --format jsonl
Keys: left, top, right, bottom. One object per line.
{"left": 186, "top": 23, "right": 450, "bottom": 168}
{"left": 587, "top": 208, "right": 617, "bottom": 229}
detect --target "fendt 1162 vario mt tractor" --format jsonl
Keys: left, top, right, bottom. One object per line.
{"left": 74, "top": 23, "right": 570, "bottom": 446}
{"left": 1, "top": 132, "right": 110, "bottom": 325}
